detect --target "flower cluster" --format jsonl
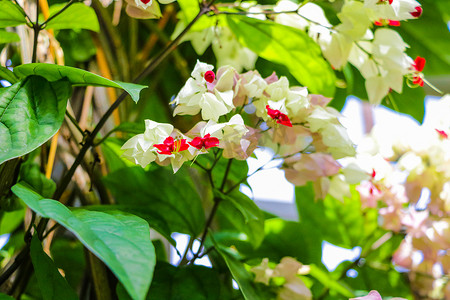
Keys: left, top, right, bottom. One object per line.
{"left": 225, "top": 0, "right": 425, "bottom": 105}
{"left": 250, "top": 257, "right": 312, "bottom": 300}
{"left": 353, "top": 95, "right": 450, "bottom": 299}
{"left": 122, "top": 60, "right": 356, "bottom": 196}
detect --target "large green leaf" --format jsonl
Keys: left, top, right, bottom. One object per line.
{"left": 227, "top": 15, "right": 336, "bottom": 96}
{"left": 101, "top": 138, "right": 138, "bottom": 172}
{"left": 44, "top": 3, "right": 99, "bottom": 32}
{"left": 12, "top": 183, "right": 156, "bottom": 300}
{"left": 0, "top": 76, "right": 72, "bottom": 164}
{"left": 0, "top": 0, "right": 27, "bottom": 28}
{"left": 240, "top": 218, "right": 323, "bottom": 266}
{"left": 56, "top": 29, "right": 97, "bottom": 64}
{"left": 30, "top": 235, "right": 78, "bottom": 300}
{"left": 117, "top": 263, "right": 222, "bottom": 300}
{"left": 14, "top": 63, "right": 146, "bottom": 103}
{"left": 148, "top": 263, "right": 221, "bottom": 300}
{"left": 0, "top": 293, "right": 15, "bottom": 300}
{"left": 82, "top": 204, "right": 176, "bottom": 246}
{"left": 0, "top": 208, "right": 25, "bottom": 234}
{"left": 50, "top": 239, "right": 86, "bottom": 290}
{"left": 384, "top": 81, "right": 425, "bottom": 123}
{"left": 296, "top": 183, "right": 378, "bottom": 249}
{"left": 215, "top": 190, "right": 265, "bottom": 248}
{"left": 103, "top": 167, "right": 205, "bottom": 236}
{"left": 0, "top": 30, "right": 20, "bottom": 44}
{"left": 19, "top": 163, "right": 56, "bottom": 198}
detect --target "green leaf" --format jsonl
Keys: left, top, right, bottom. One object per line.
{"left": 0, "top": 208, "right": 25, "bottom": 234}
{"left": 103, "top": 167, "right": 205, "bottom": 236}
{"left": 30, "top": 235, "right": 78, "bottom": 300}
{"left": 147, "top": 263, "right": 222, "bottom": 300}
{"left": 0, "top": 76, "right": 72, "bottom": 164}
{"left": 211, "top": 238, "right": 273, "bottom": 300}
{"left": 242, "top": 218, "right": 323, "bottom": 265}
{"left": 0, "top": 293, "right": 15, "bottom": 300}
{"left": 296, "top": 183, "right": 378, "bottom": 249}
{"left": 45, "top": 3, "right": 100, "bottom": 32}
{"left": 216, "top": 190, "right": 265, "bottom": 248}
{"left": 56, "top": 29, "right": 97, "bottom": 63}
{"left": 227, "top": 15, "right": 336, "bottom": 96}
{"left": 343, "top": 265, "right": 411, "bottom": 298}
{"left": 0, "top": 0, "right": 27, "bottom": 28}
{"left": 12, "top": 183, "right": 156, "bottom": 300}
{"left": 0, "top": 30, "right": 20, "bottom": 44}
{"left": 101, "top": 138, "right": 138, "bottom": 172}
{"left": 82, "top": 204, "right": 176, "bottom": 247}
{"left": 14, "top": 63, "right": 146, "bottom": 103}
{"left": 0, "top": 66, "right": 19, "bottom": 83}
{"left": 50, "top": 239, "right": 86, "bottom": 290}
{"left": 309, "top": 264, "right": 354, "bottom": 298}
{"left": 19, "top": 163, "right": 56, "bottom": 198}
{"left": 384, "top": 82, "right": 425, "bottom": 124}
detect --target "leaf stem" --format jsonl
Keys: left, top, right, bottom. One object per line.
{"left": 31, "top": 0, "right": 40, "bottom": 63}
{"left": 39, "top": 0, "right": 76, "bottom": 29}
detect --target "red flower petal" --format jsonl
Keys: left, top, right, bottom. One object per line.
{"left": 154, "top": 137, "right": 189, "bottom": 154}
{"left": 266, "top": 105, "right": 292, "bottom": 127}
{"left": 203, "top": 134, "right": 219, "bottom": 149}
{"left": 188, "top": 134, "right": 219, "bottom": 150}
{"left": 413, "top": 56, "right": 426, "bottom": 72}
{"left": 436, "top": 129, "right": 448, "bottom": 139}
{"left": 410, "top": 6, "right": 422, "bottom": 18}
{"left": 388, "top": 20, "right": 400, "bottom": 26}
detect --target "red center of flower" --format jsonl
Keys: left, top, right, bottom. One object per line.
{"left": 154, "top": 137, "right": 189, "bottom": 155}
{"left": 410, "top": 6, "right": 422, "bottom": 18}
{"left": 371, "top": 169, "right": 376, "bottom": 179}
{"left": 436, "top": 129, "right": 448, "bottom": 139}
{"left": 189, "top": 133, "right": 219, "bottom": 150}
{"left": 140, "top": 0, "right": 151, "bottom": 4}
{"left": 204, "top": 71, "right": 215, "bottom": 83}
{"left": 378, "top": 0, "right": 393, "bottom": 4}
{"left": 266, "top": 105, "right": 292, "bottom": 127}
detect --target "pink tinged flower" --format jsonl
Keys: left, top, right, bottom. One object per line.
{"left": 351, "top": 290, "right": 383, "bottom": 300}
{"left": 436, "top": 129, "right": 448, "bottom": 139}
{"left": 351, "top": 290, "right": 408, "bottom": 300}
{"left": 266, "top": 105, "right": 293, "bottom": 127}
{"left": 283, "top": 153, "right": 341, "bottom": 186}
{"left": 410, "top": 6, "right": 422, "bottom": 18}
{"left": 204, "top": 70, "right": 215, "bottom": 83}
{"left": 153, "top": 136, "right": 189, "bottom": 155}
{"left": 189, "top": 133, "right": 219, "bottom": 150}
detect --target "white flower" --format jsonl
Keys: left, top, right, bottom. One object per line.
{"left": 306, "top": 107, "right": 355, "bottom": 158}
{"left": 121, "top": 120, "right": 173, "bottom": 167}
{"left": 172, "top": 61, "right": 235, "bottom": 121}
